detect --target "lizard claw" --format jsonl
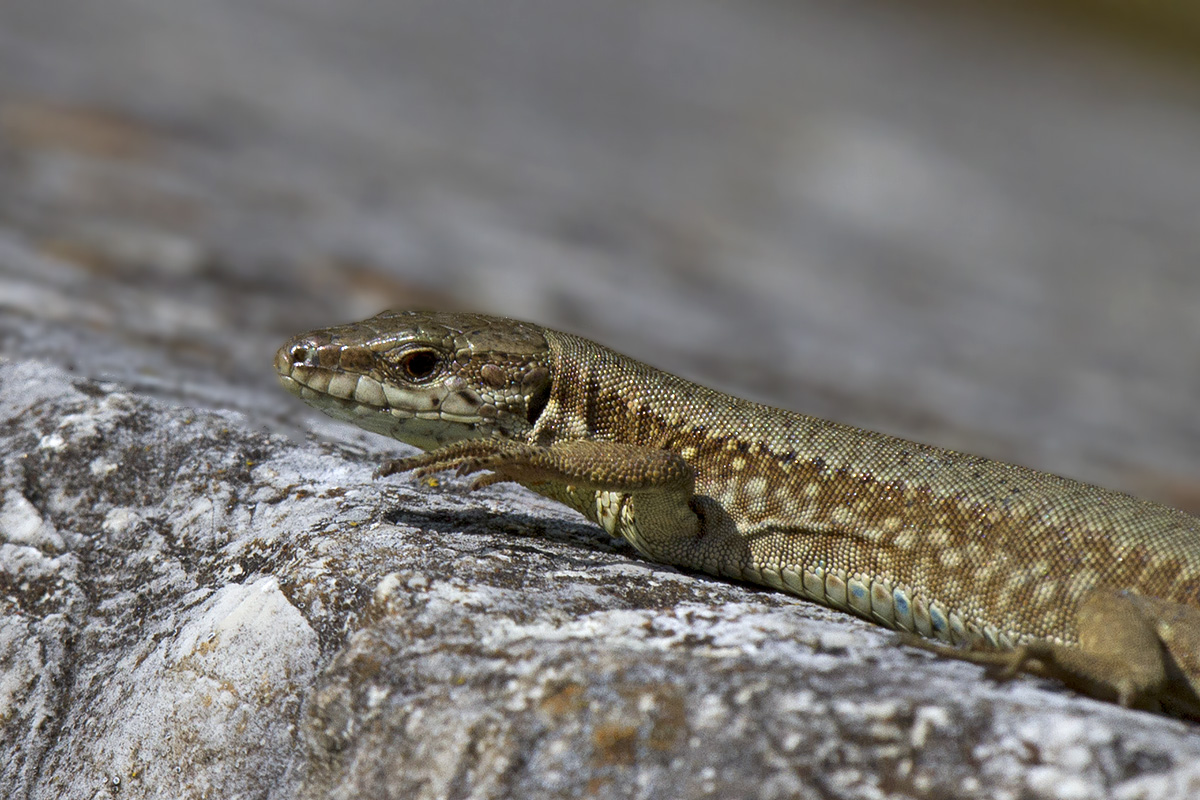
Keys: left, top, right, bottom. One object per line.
{"left": 375, "top": 446, "right": 514, "bottom": 489}
{"left": 469, "top": 472, "right": 509, "bottom": 490}
{"left": 375, "top": 457, "right": 418, "bottom": 478}
{"left": 375, "top": 452, "right": 462, "bottom": 479}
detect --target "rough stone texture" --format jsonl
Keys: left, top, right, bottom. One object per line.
{"left": 3, "top": 1, "right": 1200, "bottom": 798}
{"left": 0, "top": 362, "right": 320, "bottom": 797}
{"left": 5, "top": 360, "right": 1200, "bottom": 800}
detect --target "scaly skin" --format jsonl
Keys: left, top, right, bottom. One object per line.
{"left": 276, "top": 310, "right": 1200, "bottom": 719}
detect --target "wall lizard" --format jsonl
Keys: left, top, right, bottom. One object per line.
{"left": 276, "top": 310, "right": 1200, "bottom": 719}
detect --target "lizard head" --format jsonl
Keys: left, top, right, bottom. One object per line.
{"left": 276, "top": 310, "right": 553, "bottom": 451}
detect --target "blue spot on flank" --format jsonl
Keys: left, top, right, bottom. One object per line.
{"left": 929, "top": 606, "right": 947, "bottom": 631}
{"left": 850, "top": 583, "right": 867, "bottom": 600}
{"left": 893, "top": 592, "right": 909, "bottom": 615}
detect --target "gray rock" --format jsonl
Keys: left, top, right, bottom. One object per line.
{"left": 3, "top": 359, "right": 1200, "bottom": 800}
{"left": 0, "top": 361, "right": 319, "bottom": 797}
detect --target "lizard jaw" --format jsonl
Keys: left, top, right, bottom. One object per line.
{"left": 275, "top": 340, "right": 489, "bottom": 450}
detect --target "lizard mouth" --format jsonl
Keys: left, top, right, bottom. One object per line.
{"left": 274, "top": 341, "right": 486, "bottom": 425}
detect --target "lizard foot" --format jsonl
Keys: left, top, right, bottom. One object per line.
{"left": 896, "top": 633, "right": 1036, "bottom": 682}
{"left": 897, "top": 588, "right": 1194, "bottom": 714}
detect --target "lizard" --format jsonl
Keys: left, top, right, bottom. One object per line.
{"left": 275, "top": 309, "right": 1200, "bottom": 719}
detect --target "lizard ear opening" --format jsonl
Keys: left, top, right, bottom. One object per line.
{"left": 524, "top": 370, "right": 552, "bottom": 426}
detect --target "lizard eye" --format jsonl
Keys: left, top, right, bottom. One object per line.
{"left": 398, "top": 348, "right": 441, "bottom": 382}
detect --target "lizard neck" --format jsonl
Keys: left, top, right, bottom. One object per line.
{"left": 535, "top": 328, "right": 811, "bottom": 448}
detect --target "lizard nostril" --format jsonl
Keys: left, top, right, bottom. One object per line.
{"left": 289, "top": 343, "right": 314, "bottom": 366}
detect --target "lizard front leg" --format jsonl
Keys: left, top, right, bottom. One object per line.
{"left": 381, "top": 439, "right": 692, "bottom": 492}
{"left": 380, "top": 439, "right": 734, "bottom": 569}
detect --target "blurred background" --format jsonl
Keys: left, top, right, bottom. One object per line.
{"left": 2, "top": 0, "right": 1200, "bottom": 505}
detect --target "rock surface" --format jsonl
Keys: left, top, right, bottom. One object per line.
{"left": 3, "top": 1, "right": 1200, "bottom": 798}
{"left": 5, "top": 359, "right": 1200, "bottom": 800}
